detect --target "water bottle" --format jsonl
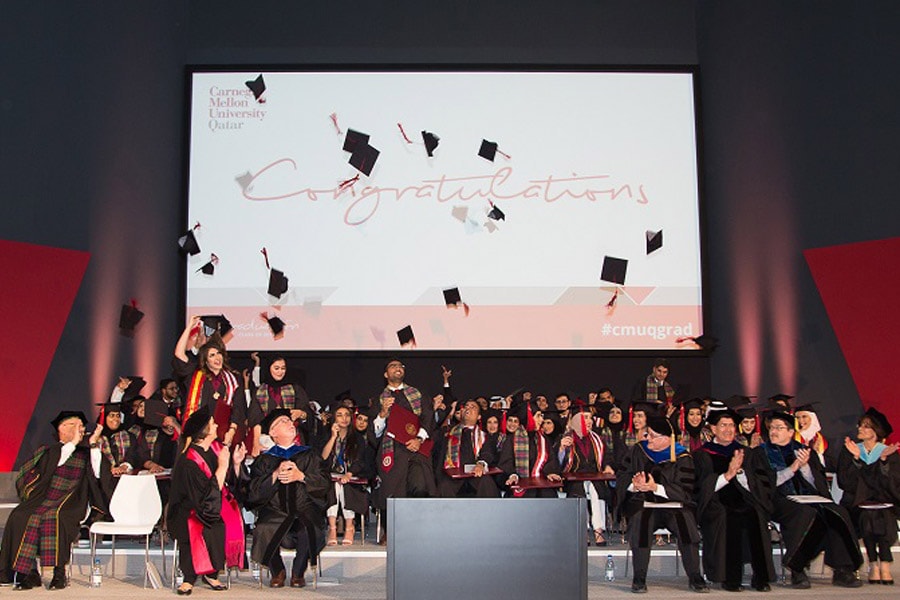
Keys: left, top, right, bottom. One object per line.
{"left": 251, "top": 561, "right": 260, "bottom": 581}
{"left": 605, "top": 554, "right": 615, "bottom": 582}
{"left": 91, "top": 559, "right": 102, "bottom": 587}
{"left": 175, "top": 568, "right": 184, "bottom": 587}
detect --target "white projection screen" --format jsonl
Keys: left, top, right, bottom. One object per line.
{"left": 185, "top": 68, "right": 705, "bottom": 351}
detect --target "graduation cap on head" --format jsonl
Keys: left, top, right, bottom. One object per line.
{"left": 646, "top": 415, "right": 674, "bottom": 437}
{"left": 862, "top": 407, "right": 893, "bottom": 438}
{"left": 182, "top": 405, "right": 212, "bottom": 440}
{"left": 177, "top": 223, "right": 201, "bottom": 256}
{"left": 723, "top": 394, "right": 755, "bottom": 410}
{"left": 706, "top": 408, "right": 739, "bottom": 425}
{"left": 397, "top": 325, "right": 416, "bottom": 348}
{"left": 51, "top": 410, "right": 87, "bottom": 429}
{"left": 349, "top": 142, "right": 380, "bottom": 176}
{"left": 94, "top": 401, "right": 126, "bottom": 425}
{"left": 487, "top": 201, "right": 505, "bottom": 221}
{"left": 767, "top": 393, "right": 794, "bottom": 408}
{"left": 260, "top": 408, "right": 293, "bottom": 435}
{"left": 600, "top": 256, "right": 628, "bottom": 285}
{"left": 245, "top": 74, "right": 266, "bottom": 102}
{"left": 200, "top": 314, "right": 233, "bottom": 338}
{"left": 629, "top": 400, "right": 663, "bottom": 417}
{"left": 120, "top": 376, "right": 147, "bottom": 401}
{"left": 422, "top": 131, "right": 440, "bottom": 157}
{"left": 766, "top": 411, "right": 796, "bottom": 429}
{"left": 119, "top": 302, "right": 144, "bottom": 333}
{"left": 791, "top": 401, "right": 820, "bottom": 414}
{"left": 646, "top": 230, "right": 663, "bottom": 255}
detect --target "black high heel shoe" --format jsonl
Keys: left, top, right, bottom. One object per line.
{"left": 202, "top": 575, "right": 227, "bottom": 591}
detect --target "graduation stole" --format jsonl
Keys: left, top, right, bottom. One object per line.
{"left": 184, "top": 369, "right": 238, "bottom": 423}
{"left": 444, "top": 424, "right": 485, "bottom": 470}
{"left": 563, "top": 430, "right": 604, "bottom": 472}
{"left": 645, "top": 375, "right": 674, "bottom": 404}
{"left": 185, "top": 442, "right": 245, "bottom": 572}
{"left": 256, "top": 383, "right": 296, "bottom": 414}
{"left": 511, "top": 428, "right": 530, "bottom": 477}
{"left": 100, "top": 430, "right": 132, "bottom": 466}
{"left": 379, "top": 386, "right": 424, "bottom": 472}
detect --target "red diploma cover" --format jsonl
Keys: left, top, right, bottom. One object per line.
{"left": 386, "top": 403, "right": 434, "bottom": 457}
{"left": 444, "top": 466, "right": 504, "bottom": 479}
{"left": 512, "top": 477, "right": 563, "bottom": 490}
{"left": 562, "top": 472, "right": 616, "bottom": 481}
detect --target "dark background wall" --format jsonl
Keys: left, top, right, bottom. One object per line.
{"left": 2, "top": 1, "right": 897, "bottom": 466}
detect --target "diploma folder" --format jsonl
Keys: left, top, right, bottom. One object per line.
{"left": 386, "top": 403, "right": 434, "bottom": 457}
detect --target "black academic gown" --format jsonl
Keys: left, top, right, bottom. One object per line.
{"left": 436, "top": 425, "right": 499, "bottom": 498}
{"left": 497, "top": 430, "right": 562, "bottom": 498}
{"left": 693, "top": 442, "right": 775, "bottom": 584}
{"left": 172, "top": 357, "right": 252, "bottom": 444}
{"left": 836, "top": 446, "right": 900, "bottom": 555}
{"left": 373, "top": 385, "right": 437, "bottom": 508}
{"left": 0, "top": 444, "right": 110, "bottom": 578}
{"left": 245, "top": 445, "right": 329, "bottom": 568}
{"left": 753, "top": 443, "right": 863, "bottom": 572}
{"left": 324, "top": 431, "right": 374, "bottom": 514}
{"left": 167, "top": 444, "right": 225, "bottom": 582}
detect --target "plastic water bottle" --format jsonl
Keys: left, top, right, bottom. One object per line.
{"left": 251, "top": 561, "right": 260, "bottom": 581}
{"left": 605, "top": 554, "right": 615, "bottom": 582}
{"left": 175, "top": 568, "right": 184, "bottom": 587}
{"left": 91, "top": 559, "right": 102, "bottom": 587}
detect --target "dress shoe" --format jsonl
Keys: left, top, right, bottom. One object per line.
{"left": 47, "top": 570, "right": 67, "bottom": 590}
{"left": 689, "top": 575, "right": 709, "bottom": 593}
{"left": 721, "top": 582, "right": 743, "bottom": 592}
{"left": 751, "top": 581, "right": 771, "bottom": 592}
{"left": 290, "top": 574, "right": 306, "bottom": 588}
{"left": 631, "top": 577, "right": 648, "bottom": 593}
{"left": 789, "top": 569, "right": 811, "bottom": 590}
{"left": 269, "top": 570, "right": 286, "bottom": 588}
{"left": 832, "top": 569, "right": 862, "bottom": 588}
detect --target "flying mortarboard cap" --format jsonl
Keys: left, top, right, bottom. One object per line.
{"left": 266, "top": 315, "right": 285, "bottom": 337}
{"left": 182, "top": 406, "right": 212, "bottom": 440}
{"left": 119, "top": 303, "right": 144, "bottom": 333}
{"left": 349, "top": 142, "right": 380, "bottom": 176}
{"left": 197, "top": 253, "right": 219, "bottom": 276}
{"left": 245, "top": 74, "right": 266, "bottom": 101}
{"left": 862, "top": 407, "right": 893, "bottom": 437}
{"left": 177, "top": 226, "right": 201, "bottom": 256}
{"left": 200, "top": 314, "right": 233, "bottom": 338}
{"left": 443, "top": 287, "right": 462, "bottom": 307}
{"left": 268, "top": 268, "right": 289, "bottom": 298}
{"left": 397, "top": 325, "right": 415, "bottom": 347}
{"left": 342, "top": 129, "right": 370, "bottom": 153}
{"left": 260, "top": 408, "right": 293, "bottom": 435}
{"left": 600, "top": 256, "right": 628, "bottom": 285}
{"left": 478, "top": 139, "right": 498, "bottom": 162}
{"left": 51, "top": 410, "right": 88, "bottom": 429}
{"left": 487, "top": 202, "right": 505, "bottom": 221}
{"left": 422, "top": 131, "right": 440, "bottom": 157}
{"left": 646, "top": 230, "right": 663, "bottom": 255}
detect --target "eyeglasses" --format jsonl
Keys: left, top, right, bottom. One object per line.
{"left": 768, "top": 426, "right": 790, "bottom": 431}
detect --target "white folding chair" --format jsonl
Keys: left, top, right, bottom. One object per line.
{"left": 89, "top": 474, "right": 162, "bottom": 587}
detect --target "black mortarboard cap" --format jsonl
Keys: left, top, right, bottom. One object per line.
{"left": 182, "top": 406, "right": 212, "bottom": 440}
{"left": 487, "top": 203, "right": 505, "bottom": 221}
{"left": 646, "top": 230, "right": 663, "bottom": 255}
{"left": 245, "top": 74, "right": 266, "bottom": 101}
{"left": 768, "top": 393, "right": 794, "bottom": 406}
{"left": 198, "top": 260, "right": 215, "bottom": 275}
{"left": 177, "top": 228, "right": 200, "bottom": 256}
{"left": 630, "top": 400, "right": 663, "bottom": 416}
{"left": 791, "top": 401, "right": 820, "bottom": 413}
{"left": 200, "top": 314, "right": 233, "bottom": 338}
{"left": 443, "top": 287, "right": 462, "bottom": 307}
{"left": 735, "top": 406, "right": 759, "bottom": 420}
{"left": 268, "top": 268, "right": 289, "bottom": 298}
{"left": 119, "top": 303, "right": 144, "bottom": 332}
{"left": 678, "top": 397, "right": 705, "bottom": 411}
{"left": 342, "top": 129, "right": 370, "bottom": 153}
{"left": 478, "top": 139, "right": 498, "bottom": 162}
{"left": 349, "top": 142, "right": 380, "bottom": 176}
{"left": 766, "top": 411, "right": 795, "bottom": 429}
{"left": 95, "top": 401, "right": 126, "bottom": 414}
{"left": 723, "top": 394, "right": 755, "bottom": 410}
{"left": 862, "top": 407, "right": 893, "bottom": 437}
{"left": 707, "top": 408, "right": 739, "bottom": 425}
{"left": 691, "top": 334, "right": 719, "bottom": 352}
{"left": 646, "top": 416, "right": 673, "bottom": 436}
{"left": 397, "top": 325, "right": 415, "bottom": 347}
{"left": 600, "top": 256, "right": 628, "bottom": 285}
{"left": 422, "top": 131, "right": 440, "bottom": 157}
{"left": 266, "top": 315, "right": 285, "bottom": 337}
{"left": 260, "top": 408, "right": 293, "bottom": 435}
{"left": 51, "top": 410, "right": 88, "bottom": 429}
{"left": 121, "top": 376, "right": 147, "bottom": 401}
